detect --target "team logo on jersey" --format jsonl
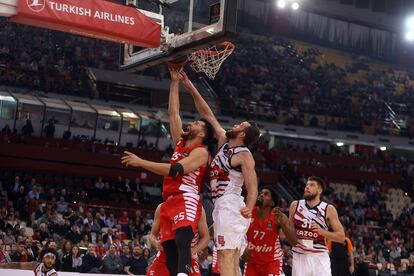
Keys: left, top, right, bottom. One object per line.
{"left": 27, "top": 0, "right": 45, "bottom": 12}
{"left": 267, "top": 222, "right": 272, "bottom": 230}
{"left": 217, "top": 235, "right": 226, "bottom": 247}
{"left": 316, "top": 210, "right": 321, "bottom": 217}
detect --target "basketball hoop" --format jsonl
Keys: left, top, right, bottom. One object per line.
{"left": 188, "top": 41, "right": 235, "bottom": 80}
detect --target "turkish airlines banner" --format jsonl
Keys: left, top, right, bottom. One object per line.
{"left": 10, "top": 0, "right": 161, "bottom": 47}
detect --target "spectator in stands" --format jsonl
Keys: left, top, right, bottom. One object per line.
{"left": 119, "top": 211, "right": 130, "bottom": 233}
{"left": 56, "top": 197, "right": 68, "bottom": 213}
{"left": 124, "top": 245, "right": 147, "bottom": 275}
{"left": 79, "top": 234, "right": 91, "bottom": 248}
{"left": 0, "top": 238, "right": 10, "bottom": 264}
{"left": 57, "top": 240, "right": 72, "bottom": 262}
{"left": 27, "top": 185, "right": 40, "bottom": 201}
{"left": 22, "top": 119, "right": 34, "bottom": 136}
{"left": 105, "top": 213, "right": 116, "bottom": 229}
{"left": 95, "top": 240, "right": 106, "bottom": 258}
{"left": 10, "top": 242, "right": 36, "bottom": 262}
{"left": 103, "top": 228, "right": 115, "bottom": 245}
{"left": 44, "top": 119, "right": 55, "bottom": 138}
{"left": 83, "top": 212, "right": 101, "bottom": 234}
{"left": 119, "top": 244, "right": 131, "bottom": 267}
{"left": 81, "top": 243, "right": 101, "bottom": 273}
{"left": 62, "top": 245, "right": 83, "bottom": 272}
{"left": 1, "top": 124, "right": 11, "bottom": 134}
{"left": 102, "top": 244, "right": 123, "bottom": 274}
{"left": 66, "top": 224, "right": 82, "bottom": 245}
{"left": 3, "top": 227, "right": 16, "bottom": 245}
{"left": 142, "top": 248, "right": 150, "bottom": 263}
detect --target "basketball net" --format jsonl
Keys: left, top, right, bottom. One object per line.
{"left": 187, "top": 41, "right": 235, "bottom": 80}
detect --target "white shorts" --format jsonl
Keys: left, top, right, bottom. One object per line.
{"left": 292, "top": 252, "right": 331, "bottom": 276}
{"left": 212, "top": 194, "right": 250, "bottom": 251}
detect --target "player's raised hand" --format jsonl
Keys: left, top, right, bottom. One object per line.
{"left": 169, "top": 67, "right": 183, "bottom": 82}
{"left": 180, "top": 71, "right": 195, "bottom": 91}
{"left": 240, "top": 207, "right": 252, "bottom": 219}
{"left": 121, "top": 151, "right": 144, "bottom": 168}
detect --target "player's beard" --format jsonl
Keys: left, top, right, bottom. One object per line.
{"left": 304, "top": 192, "right": 317, "bottom": 201}
{"left": 181, "top": 130, "right": 197, "bottom": 141}
{"left": 43, "top": 260, "right": 54, "bottom": 270}
{"left": 225, "top": 129, "right": 243, "bottom": 139}
{"left": 256, "top": 197, "right": 263, "bottom": 206}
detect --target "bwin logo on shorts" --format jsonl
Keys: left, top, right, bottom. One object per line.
{"left": 27, "top": 0, "right": 46, "bottom": 12}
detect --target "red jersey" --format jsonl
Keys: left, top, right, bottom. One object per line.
{"left": 246, "top": 207, "right": 284, "bottom": 266}
{"left": 162, "top": 139, "right": 207, "bottom": 200}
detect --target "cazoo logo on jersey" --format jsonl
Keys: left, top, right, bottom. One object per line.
{"left": 27, "top": 0, "right": 46, "bottom": 12}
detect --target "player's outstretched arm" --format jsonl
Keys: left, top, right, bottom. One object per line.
{"left": 149, "top": 204, "right": 162, "bottom": 251}
{"left": 181, "top": 71, "right": 226, "bottom": 147}
{"left": 235, "top": 152, "right": 258, "bottom": 218}
{"left": 0, "top": 261, "right": 38, "bottom": 270}
{"left": 122, "top": 148, "right": 208, "bottom": 176}
{"left": 288, "top": 201, "right": 298, "bottom": 223}
{"left": 274, "top": 208, "right": 298, "bottom": 246}
{"left": 311, "top": 205, "right": 345, "bottom": 243}
{"left": 168, "top": 68, "right": 184, "bottom": 145}
{"left": 191, "top": 207, "right": 210, "bottom": 256}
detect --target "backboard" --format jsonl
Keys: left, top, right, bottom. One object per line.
{"left": 119, "top": 0, "right": 237, "bottom": 71}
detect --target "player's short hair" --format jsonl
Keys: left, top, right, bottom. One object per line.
{"left": 308, "top": 176, "right": 326, "bottom": 194}
{"left": 200, "top": 118, "right": 214, "bottom": 143}
{"left": 262, "top": 185, "right": 280, "bottom": 208}
{"left": 243, "top": 121, "right": 260, "bottom": 147}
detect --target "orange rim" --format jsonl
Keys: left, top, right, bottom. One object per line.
{"left": 192, "top": 41, "right": 235, "bottom": 56}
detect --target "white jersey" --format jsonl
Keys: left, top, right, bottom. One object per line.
{"left": 209, "top": 143, "right": 251, "bottom": 201}
{"left": 292, "top": 200, "right": 329, "bottom": 254}
{"left": 34, "top": 263, "right": 57, "bottom": 276}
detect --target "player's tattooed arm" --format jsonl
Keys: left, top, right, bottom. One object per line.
{"left": 0, "top": 261, "right": 38, "bottom": 270}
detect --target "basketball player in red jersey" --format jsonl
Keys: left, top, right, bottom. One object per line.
{"left": 182, "top": 71, "right": 260, "bottom": 276}
{"left": 122, "top": 68, "right": 214, "bottom": 276}
{"left": 289, "top": 176, "right": 345, "bottom": 276}
{"left": 147, "top": 203, "right": 210, "bottom": 276}
{"left": 243, "top": 186, "right": 298, "bottom": 276}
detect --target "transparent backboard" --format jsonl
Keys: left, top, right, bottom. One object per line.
{"left": 119, "top": 0, "right": 237, "bottom": 71}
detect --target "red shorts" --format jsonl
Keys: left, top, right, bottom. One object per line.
{"left": 160, "top": 192, "right": 201, "bottom": 243}
{"left": 244, "top": 261, "right": 282, "bottom": 276}
{"left": 146, "top": 250, "right": 201, "bottom": 276}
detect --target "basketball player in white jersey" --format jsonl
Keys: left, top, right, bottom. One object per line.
{"left": 181, "top": 71, "right": 260, "bottom": 276}
{"left": 289, "top": 176, "right": 345, "bottom": 276}
{"left": 0, "top": 248, "right": 58, "bottom": 276}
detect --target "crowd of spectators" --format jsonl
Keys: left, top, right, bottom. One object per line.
{"left": 214, "top": 35, "right": 414, "bottom": 138}
{"left": 2, "top": 14, "right": 414, "bottom": 138}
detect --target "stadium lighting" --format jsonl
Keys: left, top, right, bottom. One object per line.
{"left": 379, "top": 146, "right": 387, "bottom": 151}
{"left": 291, "top": 2, "right": 300, "bottom": 10}
{"left": 406, "top": 32, "right": 414, "bottom": 41}
{"left": 277, "top": 0, "right": 286, "bottom": 8}
{"left": 336, "top": 142, "right": 344, "bottom": 147}
{"left": 406, "top": 16, "right": 414, "bottom": 29}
